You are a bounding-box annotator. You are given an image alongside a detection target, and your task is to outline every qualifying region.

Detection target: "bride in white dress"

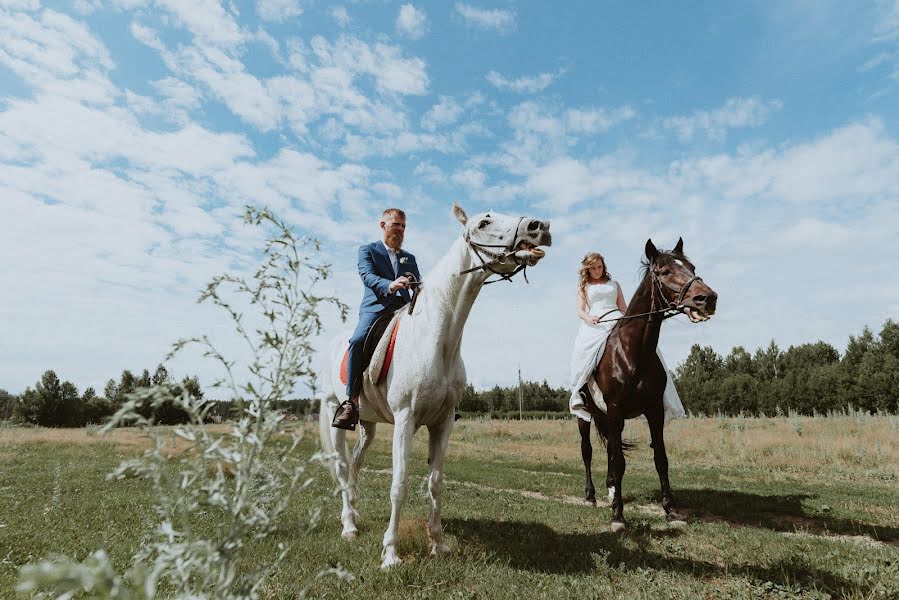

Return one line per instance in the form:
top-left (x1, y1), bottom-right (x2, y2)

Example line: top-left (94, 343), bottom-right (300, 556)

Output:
top-left (569, 252), bottom-right (685, 424)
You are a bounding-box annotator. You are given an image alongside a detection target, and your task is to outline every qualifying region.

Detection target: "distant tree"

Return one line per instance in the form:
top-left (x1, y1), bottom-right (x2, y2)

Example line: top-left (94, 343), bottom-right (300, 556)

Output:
top-left (138, 369), bottom-right (152, 389)
top-left (674, 345), bottom-right (723, 415)
top-left (14, 371), bottom-right (70, 427)
top-left (82, 386), bottom-right (113, 425)
top-left (753, 340), bottom-right (781, 381)
top-left (59, 380), bottom-right (81, 426)
top-left (855, 350), bottom-right (899, 413)
top-left (103, 378), bottom-right (117, 402)
top-left (877, 319), bottom-right (899, 361)
top-left (152, 364), bottom-right (169, 385)
top-left (843, 327), bottom-right (875, 381)
top-left (114, 370), bottom-right (137, 408)
top-left (0, 388), bottom-right (16, 421)
top-left (722, 346), bottom-right (754, 377)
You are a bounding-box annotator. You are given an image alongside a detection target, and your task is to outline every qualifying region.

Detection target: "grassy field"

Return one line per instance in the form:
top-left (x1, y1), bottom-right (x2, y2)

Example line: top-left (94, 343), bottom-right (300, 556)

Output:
top-left (1, 415), bottom-right (898, 599)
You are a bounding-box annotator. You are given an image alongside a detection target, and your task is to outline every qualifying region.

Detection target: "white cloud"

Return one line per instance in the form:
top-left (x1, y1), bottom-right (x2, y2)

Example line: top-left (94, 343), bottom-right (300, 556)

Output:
top-left (874, 0), bottom-right (899, 41)
top-left (489, 101), bottom-right (636, 175)
top-left (421, 95), bottom-right (463, 131)
top-left (659, 96), bottom-right (783, 142)
top-left (257, 0), bottom-right (302, 22)
top-left (564, 106), bottom-right (636, 133)
top-left (455, 2), bottom-right (516, 33)
top-left (157, 0), bottom-right (247, 48)
top-left (0, 0), bottom-right (40, 9)
top-left (396, 4), bottom-right (428, 40)
top-left (331, 6), bottom-right (350, 28)
top-left (485, 69), bottom-right (559, 94)
top-left (310, 36), bottom-right (429, 96)
top-left (451, 167), bottom-right (486, 190)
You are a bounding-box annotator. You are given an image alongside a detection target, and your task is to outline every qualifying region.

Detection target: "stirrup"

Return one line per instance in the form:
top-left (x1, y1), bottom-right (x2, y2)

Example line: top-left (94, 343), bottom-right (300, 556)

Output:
top-left (331, 400), bottom-right (358, 431)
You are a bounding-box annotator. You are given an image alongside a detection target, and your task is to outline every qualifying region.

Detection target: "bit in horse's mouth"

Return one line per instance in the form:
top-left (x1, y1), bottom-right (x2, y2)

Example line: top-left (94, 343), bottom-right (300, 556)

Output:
top-left (685, 307), bottom-right (711, 323)
top-left (515, 241), bottom-right (545, 262)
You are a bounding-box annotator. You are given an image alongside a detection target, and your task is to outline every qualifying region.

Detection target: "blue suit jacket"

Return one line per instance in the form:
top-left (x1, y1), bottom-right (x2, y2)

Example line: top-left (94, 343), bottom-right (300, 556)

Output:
top-left (357, 241), bottom-right (421, 314)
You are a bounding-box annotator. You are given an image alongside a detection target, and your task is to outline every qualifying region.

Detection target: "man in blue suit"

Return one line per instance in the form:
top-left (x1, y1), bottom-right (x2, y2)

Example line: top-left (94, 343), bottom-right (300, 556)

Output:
top-left (332, 208), bottom-right (421, 430)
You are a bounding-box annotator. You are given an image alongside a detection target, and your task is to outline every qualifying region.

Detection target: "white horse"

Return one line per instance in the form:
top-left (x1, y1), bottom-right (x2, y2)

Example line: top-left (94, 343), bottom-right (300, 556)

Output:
top-left (319, 203), bottom-right (551, 569)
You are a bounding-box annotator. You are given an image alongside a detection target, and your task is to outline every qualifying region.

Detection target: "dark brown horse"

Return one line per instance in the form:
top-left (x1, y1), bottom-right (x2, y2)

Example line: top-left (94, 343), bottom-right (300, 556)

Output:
top-left (578, 238), bottom-right (717, 532)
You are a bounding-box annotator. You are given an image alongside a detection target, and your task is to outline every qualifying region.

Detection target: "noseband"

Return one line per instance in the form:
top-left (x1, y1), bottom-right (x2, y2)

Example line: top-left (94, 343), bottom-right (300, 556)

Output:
top-left (648, 268), bottom-right (703, 322)
top-left (457, 217), bottom-right (535, 284)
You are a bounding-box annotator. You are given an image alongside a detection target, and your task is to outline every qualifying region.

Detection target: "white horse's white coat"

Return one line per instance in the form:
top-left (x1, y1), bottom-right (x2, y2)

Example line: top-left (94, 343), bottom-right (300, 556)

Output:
top-left (319, 204), bottom-right (550, 569)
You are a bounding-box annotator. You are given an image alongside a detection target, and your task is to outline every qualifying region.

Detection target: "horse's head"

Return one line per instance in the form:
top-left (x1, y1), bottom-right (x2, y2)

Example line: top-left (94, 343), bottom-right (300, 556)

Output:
top-left (645, 238), bottom-right (717, 323)
top-left (453, 203), bottom-right (551, 277)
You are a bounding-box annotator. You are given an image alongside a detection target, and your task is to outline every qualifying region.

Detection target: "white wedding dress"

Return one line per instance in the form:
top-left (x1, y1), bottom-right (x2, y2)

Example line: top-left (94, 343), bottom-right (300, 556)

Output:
top-left (568, 281), bottom-right (686, 425)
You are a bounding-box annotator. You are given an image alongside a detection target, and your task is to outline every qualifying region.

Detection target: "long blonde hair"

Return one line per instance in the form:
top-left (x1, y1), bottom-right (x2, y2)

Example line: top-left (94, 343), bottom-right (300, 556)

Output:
top-left (578, 252), bottom-right (611, 301)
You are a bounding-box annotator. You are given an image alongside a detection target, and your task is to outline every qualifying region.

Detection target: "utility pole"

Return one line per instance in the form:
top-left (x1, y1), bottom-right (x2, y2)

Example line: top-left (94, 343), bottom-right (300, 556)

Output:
top-left (517, 363), bottom-right (523, 420)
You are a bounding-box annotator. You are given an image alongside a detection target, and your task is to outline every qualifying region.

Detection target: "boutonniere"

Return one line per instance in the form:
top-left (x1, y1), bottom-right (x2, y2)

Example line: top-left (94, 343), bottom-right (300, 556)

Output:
top-left (398, 256), bottom-right (409, 265)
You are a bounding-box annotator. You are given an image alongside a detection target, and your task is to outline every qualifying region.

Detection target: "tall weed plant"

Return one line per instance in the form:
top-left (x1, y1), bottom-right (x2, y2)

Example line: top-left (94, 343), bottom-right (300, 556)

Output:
top-left (18, 207), bottom-right (349, 599)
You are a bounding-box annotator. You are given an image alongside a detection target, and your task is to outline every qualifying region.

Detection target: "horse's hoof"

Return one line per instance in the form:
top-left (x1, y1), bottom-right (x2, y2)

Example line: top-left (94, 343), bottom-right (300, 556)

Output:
top-left (610, 520), bottom-right (627, 533)
top-left (667, 511), bottom-right (688, 527)
top-left (431, 542), bottom-right (451, 557)
top-left (341, 528), bottom-right (358, 540)
top-left (584, 499), bottom-right (597, 507)
top-left (380, 553), bottom-right (402, 570)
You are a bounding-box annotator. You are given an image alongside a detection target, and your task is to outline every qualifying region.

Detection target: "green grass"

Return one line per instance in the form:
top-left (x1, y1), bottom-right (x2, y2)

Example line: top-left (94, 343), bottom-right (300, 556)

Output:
top-left (1, 417), bottom-right (898, 599)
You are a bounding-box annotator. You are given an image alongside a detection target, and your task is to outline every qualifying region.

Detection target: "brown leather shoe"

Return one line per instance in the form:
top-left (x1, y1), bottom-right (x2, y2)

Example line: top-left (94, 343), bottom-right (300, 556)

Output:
top-left (331, 400), bottom-right (358, 431)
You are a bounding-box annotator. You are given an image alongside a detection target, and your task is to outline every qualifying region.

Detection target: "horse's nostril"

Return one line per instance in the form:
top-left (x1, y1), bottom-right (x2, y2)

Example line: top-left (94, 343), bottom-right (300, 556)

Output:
top-left (693, 295), bottom-right (706, 304)
top-left (527, 220), bottom-right (539, 231)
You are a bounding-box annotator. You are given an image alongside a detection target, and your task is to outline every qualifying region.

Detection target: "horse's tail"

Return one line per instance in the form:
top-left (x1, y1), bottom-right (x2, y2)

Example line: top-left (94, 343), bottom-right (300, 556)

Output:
top-left (318, 337), bottom-right (345, 480)
top-left (592, 409), bottom-right (636, 453)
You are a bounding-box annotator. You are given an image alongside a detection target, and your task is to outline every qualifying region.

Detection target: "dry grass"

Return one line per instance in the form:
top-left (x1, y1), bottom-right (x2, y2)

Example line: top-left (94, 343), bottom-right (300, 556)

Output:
top-left (444, 416), bottom-right (899, 480)
top-left (0, 424), bottom-right (235, 455)
top-left (4, 416), bottom-right (898, 481)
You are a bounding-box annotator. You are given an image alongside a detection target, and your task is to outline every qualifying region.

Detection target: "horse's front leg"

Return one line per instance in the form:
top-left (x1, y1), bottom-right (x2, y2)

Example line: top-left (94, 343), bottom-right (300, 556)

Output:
top-left (647, 411), bottom-right (687, 525)
top-left (426, 411), bottom-right (455, 556)
top-left (607, 409), bottom-right (627, 532)
top-left (381, 409), bottom-right (416, 570)
top-left (577, 418), bottom-right (596, 505)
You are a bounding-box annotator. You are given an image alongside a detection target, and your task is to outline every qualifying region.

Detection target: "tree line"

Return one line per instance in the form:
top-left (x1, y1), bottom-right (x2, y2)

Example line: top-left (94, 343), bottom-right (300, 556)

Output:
top-left (2, 320), bottom-right (897, 426)
top-left (0, 365), bottom-right (204, 427)
top-left (0, 364), bottom-right (320, 427)
top-left (673, 320), bottom-right (899, 416)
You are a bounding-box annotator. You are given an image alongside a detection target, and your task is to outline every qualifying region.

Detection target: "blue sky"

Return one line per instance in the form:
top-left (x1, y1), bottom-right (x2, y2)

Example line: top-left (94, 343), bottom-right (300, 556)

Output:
top-left (2, 1), bottom-right (898, 396)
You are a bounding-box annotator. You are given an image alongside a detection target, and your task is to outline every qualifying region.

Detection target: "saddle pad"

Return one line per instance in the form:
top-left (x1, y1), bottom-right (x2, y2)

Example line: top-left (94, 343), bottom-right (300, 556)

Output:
top-left (339, 319), bottom-right (401, 385)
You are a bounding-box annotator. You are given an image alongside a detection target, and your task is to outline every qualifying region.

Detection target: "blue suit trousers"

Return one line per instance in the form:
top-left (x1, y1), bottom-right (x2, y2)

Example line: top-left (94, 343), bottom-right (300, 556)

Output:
top-left (346, 308), bottom-right (396, 398)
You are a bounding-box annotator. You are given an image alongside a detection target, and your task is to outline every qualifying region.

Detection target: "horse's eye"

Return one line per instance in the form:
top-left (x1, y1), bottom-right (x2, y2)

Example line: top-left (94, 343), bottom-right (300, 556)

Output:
top-left (478, 219), bottom-right (490, 229)
top-left (660, 269), bottom-right (671, 276)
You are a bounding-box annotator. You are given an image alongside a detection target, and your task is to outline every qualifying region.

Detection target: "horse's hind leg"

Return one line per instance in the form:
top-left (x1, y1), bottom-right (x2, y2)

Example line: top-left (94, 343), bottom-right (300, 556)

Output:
top-left (327, 425), bottom-right (358, 540)
top-left (647, 410), bottom-right (687, 525)
top-left (426, 412), bottom-right (454, 556)
top-left (577, 418), bottom-right (596, 505)
top-left (347, 420), bottom-right (377, 532)
top-left (381, 409), bottom-right (415, 570)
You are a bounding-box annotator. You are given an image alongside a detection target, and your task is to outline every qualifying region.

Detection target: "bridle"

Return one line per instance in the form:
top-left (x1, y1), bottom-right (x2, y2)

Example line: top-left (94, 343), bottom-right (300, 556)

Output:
top-left (457, 217), bottom-right (535, 285)
top-left (406, 217), bottom-right (539, 316)
top-left (593, 260), bottom-right (704, 325)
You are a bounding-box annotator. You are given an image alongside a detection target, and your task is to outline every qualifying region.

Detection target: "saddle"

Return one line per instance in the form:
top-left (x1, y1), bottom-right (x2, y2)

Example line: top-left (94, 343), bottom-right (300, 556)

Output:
top-left (339, 308), bottom-right (403, 386)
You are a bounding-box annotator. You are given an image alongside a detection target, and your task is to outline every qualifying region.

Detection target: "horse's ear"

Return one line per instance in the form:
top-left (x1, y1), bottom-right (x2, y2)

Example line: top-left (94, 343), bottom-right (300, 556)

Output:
top-left (674, 237), bottom-right (684, 255)
top-left (452, 202), bottom-right (468, 225)
top-left (645, 239), bottom-right (658, 261)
